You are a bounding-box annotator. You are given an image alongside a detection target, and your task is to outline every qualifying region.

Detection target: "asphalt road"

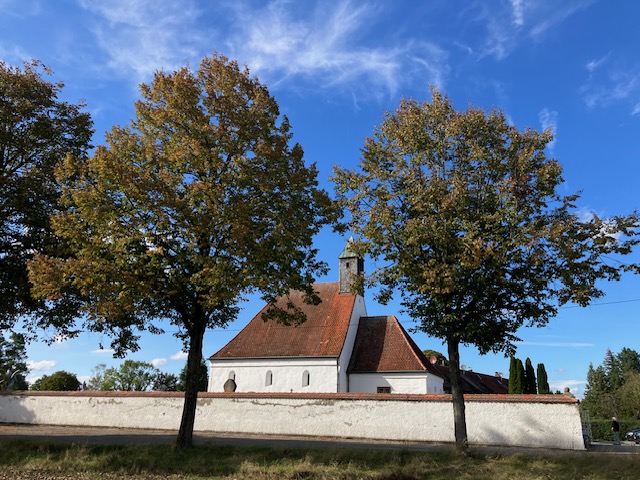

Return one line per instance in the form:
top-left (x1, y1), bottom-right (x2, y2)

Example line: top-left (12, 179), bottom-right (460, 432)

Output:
top-left (0, 423), bottom-right (638, 455)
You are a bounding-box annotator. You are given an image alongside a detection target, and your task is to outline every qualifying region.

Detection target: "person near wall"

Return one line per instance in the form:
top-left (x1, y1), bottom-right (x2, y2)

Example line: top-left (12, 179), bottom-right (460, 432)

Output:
top-left (611, 417), bottom-right (621, 445)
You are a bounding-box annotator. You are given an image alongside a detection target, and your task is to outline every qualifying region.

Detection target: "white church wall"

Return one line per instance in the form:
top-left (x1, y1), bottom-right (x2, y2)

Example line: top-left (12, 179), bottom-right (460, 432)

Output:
top-left (208, 357), bottom-right (338, 393)
top-left (336, 295), bottom-right (367, 392)
top-left (349, 372), bottom-right (444, 394)
top-left (0, 392), bottom-right (585, 450)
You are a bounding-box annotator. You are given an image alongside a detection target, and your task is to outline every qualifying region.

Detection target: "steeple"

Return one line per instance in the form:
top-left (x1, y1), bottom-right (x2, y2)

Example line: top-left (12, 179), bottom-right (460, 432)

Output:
top-left (338, 236), bottom-right (364, 294)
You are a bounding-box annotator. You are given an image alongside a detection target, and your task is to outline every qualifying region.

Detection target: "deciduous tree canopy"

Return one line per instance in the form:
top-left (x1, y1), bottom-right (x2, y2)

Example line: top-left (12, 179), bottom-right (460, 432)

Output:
top-left (0, 61), bottom-right (92, 333)
top-left (29, 53), bottom-right (335, 448)
top-left (333, 87), bottom-right (639, 453)
top-left (31, 370), bottom-right (79, 391)
top-left (101, 360), bottom-right (158, 392)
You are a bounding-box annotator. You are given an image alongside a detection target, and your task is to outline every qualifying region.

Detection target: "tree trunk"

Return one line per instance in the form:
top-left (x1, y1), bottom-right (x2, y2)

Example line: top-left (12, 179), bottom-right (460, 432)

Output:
top-left (175, 320), bottom-right (205, 449)
top-left (447, 337), bottom-right (469, 455)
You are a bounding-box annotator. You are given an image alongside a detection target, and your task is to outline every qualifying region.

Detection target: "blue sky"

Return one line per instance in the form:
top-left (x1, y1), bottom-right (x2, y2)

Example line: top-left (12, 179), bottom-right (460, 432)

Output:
top-left (2, 0), bottom-right (639, 397)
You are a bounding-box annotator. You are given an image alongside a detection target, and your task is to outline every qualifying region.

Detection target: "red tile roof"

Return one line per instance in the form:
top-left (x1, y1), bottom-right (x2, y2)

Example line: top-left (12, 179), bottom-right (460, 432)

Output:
top-left (347, 316), bottom-right (441, 375)
top-left (211, 282), bottom-right (356, 359)
top-left (429, 365), bottom-right (509, 394)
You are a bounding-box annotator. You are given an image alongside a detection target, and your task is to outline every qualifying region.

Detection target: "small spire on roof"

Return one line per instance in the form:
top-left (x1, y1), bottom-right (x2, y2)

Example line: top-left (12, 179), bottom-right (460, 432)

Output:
top-left (339, 236), bottom-right (364, 294)
top-left (338, 236), bottom-right (357, 259)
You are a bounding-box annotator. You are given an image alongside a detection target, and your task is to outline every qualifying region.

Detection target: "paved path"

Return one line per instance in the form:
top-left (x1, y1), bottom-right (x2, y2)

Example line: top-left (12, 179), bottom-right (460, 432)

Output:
top-left (1, 423), bottom-right (638, 455)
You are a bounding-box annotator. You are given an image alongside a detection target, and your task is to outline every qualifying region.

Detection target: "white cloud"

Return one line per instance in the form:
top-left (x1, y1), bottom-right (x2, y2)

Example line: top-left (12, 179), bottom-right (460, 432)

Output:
top-left (581, 65), bottom-right (640, 110)
top-left (91, 348), bottom-right (115, 354)
top-left (517, 341), bottom-right (594, 347)
top-left (473, 1), bottom-right (594, 61)
top-left (27, 360), bottom-right (56, 372)
top-left (225, 0), bottom-right (449, 96)
top-left (75, 0), bottom-right (449, 99)
top-left (586, 53), bottom-right (610, 73)
top-left (633, 103), bottom-right (640, 115)
top-left (78, 0), bottom-right (203, 83)
top-left (538, 108), bottom-right (557, 152)
top-left (170, 350), bottom-right (189, 361)
top-left (0, 44), bottom-right (33, 64)
top-left (528, 1), bottom-right (594, 39)
top-left (151, 357), bottom-right (167, 367)
top-left (549, 379), bottom-right (585, 398)
top-left (509, 0), bottom-right (524, 26)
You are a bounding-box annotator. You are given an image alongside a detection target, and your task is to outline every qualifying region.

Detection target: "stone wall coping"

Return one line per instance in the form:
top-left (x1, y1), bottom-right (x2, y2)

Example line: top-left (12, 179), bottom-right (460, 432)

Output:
top-left (0, 391), bottom-right (578, 404)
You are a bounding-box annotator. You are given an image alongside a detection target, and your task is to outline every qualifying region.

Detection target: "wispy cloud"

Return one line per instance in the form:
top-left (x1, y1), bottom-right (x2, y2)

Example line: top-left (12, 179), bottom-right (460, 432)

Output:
top-left (77, 0), bottom-right (203, 83)
top-left (91, 348), bottom-right (115, 354)
top-left (472, 1), bottom-right (594, 60)
top-left (586, 52), bottom-right (610, 73)
top-left (0, 44), bottom-right (32, 64)
top-left (151, 357), bottom-right (167, 367)
top-left (581, 61), bottom-right (640, 113)
top-left (509, 0), bottom-right (525, 26)
top-left (518, 341), bottom-right (594, 347)
top-left (538, 108), bottom-right (558, 152)
top-left (75, 0), bottom-right (449, 99)
top-left (170, 350), bottom-right (188, 361)
top-left (0, 0), bottom-right (42, 17)
top-left (528, 1), bottom-right (595, 39)
top-left (225, 0), bottom-right (449, 97)
top-left (27, 360), bottom-right (56, 372)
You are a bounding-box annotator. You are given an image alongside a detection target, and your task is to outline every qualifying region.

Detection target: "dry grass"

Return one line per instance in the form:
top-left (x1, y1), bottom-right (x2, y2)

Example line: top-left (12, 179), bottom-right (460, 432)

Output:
top-left (0, 439), bottom-right (639, 479)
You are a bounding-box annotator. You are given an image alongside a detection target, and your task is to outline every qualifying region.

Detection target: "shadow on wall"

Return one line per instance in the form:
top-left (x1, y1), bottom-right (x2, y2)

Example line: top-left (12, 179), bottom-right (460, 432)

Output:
top-left (0, 392), bottom-right (36, 424)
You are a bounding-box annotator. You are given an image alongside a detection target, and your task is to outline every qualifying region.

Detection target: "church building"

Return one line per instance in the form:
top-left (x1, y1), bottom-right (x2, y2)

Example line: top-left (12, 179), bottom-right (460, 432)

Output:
top-left (208, 239), bottom-right (446, 395)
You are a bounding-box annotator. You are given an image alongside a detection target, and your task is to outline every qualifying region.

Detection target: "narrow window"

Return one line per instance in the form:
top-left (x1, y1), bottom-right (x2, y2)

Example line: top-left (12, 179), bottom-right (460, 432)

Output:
top-left (302, 370), bottom-right (310, 387)
top-left (266, 370), bottom-right (273, 386)
top-left (228, 371), bottom-right (235, 381)
top-left (377, 386), bottom-right (391, 394)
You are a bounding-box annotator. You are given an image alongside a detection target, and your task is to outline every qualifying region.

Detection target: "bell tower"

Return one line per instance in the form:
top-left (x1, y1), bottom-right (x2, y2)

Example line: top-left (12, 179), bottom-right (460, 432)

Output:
top-left (338, 236), bottom-right (364, 294)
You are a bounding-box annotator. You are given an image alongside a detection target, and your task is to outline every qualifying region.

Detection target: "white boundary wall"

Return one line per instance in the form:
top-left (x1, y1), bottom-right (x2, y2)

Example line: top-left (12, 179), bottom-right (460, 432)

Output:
top-left (0, 392), bottom-right (585, 450)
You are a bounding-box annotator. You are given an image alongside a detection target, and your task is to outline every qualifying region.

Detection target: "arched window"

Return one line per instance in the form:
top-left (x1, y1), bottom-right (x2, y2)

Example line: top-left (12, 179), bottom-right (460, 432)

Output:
top-left (265, 370), bottom-right (273, 386)
top-left (302, 370), bottom-right (310, 387)
top-left (228, 371), bottom-right (235, 381)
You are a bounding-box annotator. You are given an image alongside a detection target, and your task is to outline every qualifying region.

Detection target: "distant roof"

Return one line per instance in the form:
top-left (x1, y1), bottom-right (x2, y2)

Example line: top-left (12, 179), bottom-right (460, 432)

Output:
top-left (430, 365), bottom-right (509, 395)
top-left (210, 282), bottom-right (356, 359)
top-left (348, 316), bottom-right (442, 376)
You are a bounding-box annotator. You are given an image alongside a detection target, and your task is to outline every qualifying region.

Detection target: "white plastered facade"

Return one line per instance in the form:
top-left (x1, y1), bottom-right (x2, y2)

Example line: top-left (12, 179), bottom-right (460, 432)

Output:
top-left (348, 372), bottom-right (444, 394)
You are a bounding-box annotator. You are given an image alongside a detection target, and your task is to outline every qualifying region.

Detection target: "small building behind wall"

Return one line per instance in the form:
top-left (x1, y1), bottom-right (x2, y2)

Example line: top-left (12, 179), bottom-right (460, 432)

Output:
top-left (348, 315), bottom-right (445, 394)
top-left (208, 239), bottom-right (445, 395)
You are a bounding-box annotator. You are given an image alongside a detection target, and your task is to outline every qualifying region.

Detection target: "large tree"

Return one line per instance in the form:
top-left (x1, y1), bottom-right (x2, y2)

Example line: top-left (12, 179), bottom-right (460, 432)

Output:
top-left (0, 61), bottom-right (92, 333)
top-left (101, 360), bottom-right (158, 392)
top-left (31, 370), bottom-right (80, 391)
top-left (29, 54), bottom-right (335, 448)
top-left (582, 347), bottom-right (640, 419)
top-left (333, 87), bottom-right (639, 453)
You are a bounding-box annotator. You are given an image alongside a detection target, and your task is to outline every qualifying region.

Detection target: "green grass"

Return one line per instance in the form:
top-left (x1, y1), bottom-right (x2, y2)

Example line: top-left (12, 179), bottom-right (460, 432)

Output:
top-left (0, 440), bottom-right (639, 479)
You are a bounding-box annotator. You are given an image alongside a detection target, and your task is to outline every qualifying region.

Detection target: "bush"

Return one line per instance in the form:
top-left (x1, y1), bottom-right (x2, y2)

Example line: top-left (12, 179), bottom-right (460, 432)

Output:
top-left (589, 417), bottom-right (639, 441)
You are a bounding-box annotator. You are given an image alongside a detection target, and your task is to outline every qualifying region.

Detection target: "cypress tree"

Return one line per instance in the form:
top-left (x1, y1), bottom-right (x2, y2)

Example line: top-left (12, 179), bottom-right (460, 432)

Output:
top-left (537, 363), bottom-right (550, 394)
top-left (515, 358), bottom-right (525, 394)
top-left (508, 356), bottom-right (517, 393)
top-left (509, 357), bottom-right (525, 394)
top-left (524, 357), bottom-right (537, 394)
